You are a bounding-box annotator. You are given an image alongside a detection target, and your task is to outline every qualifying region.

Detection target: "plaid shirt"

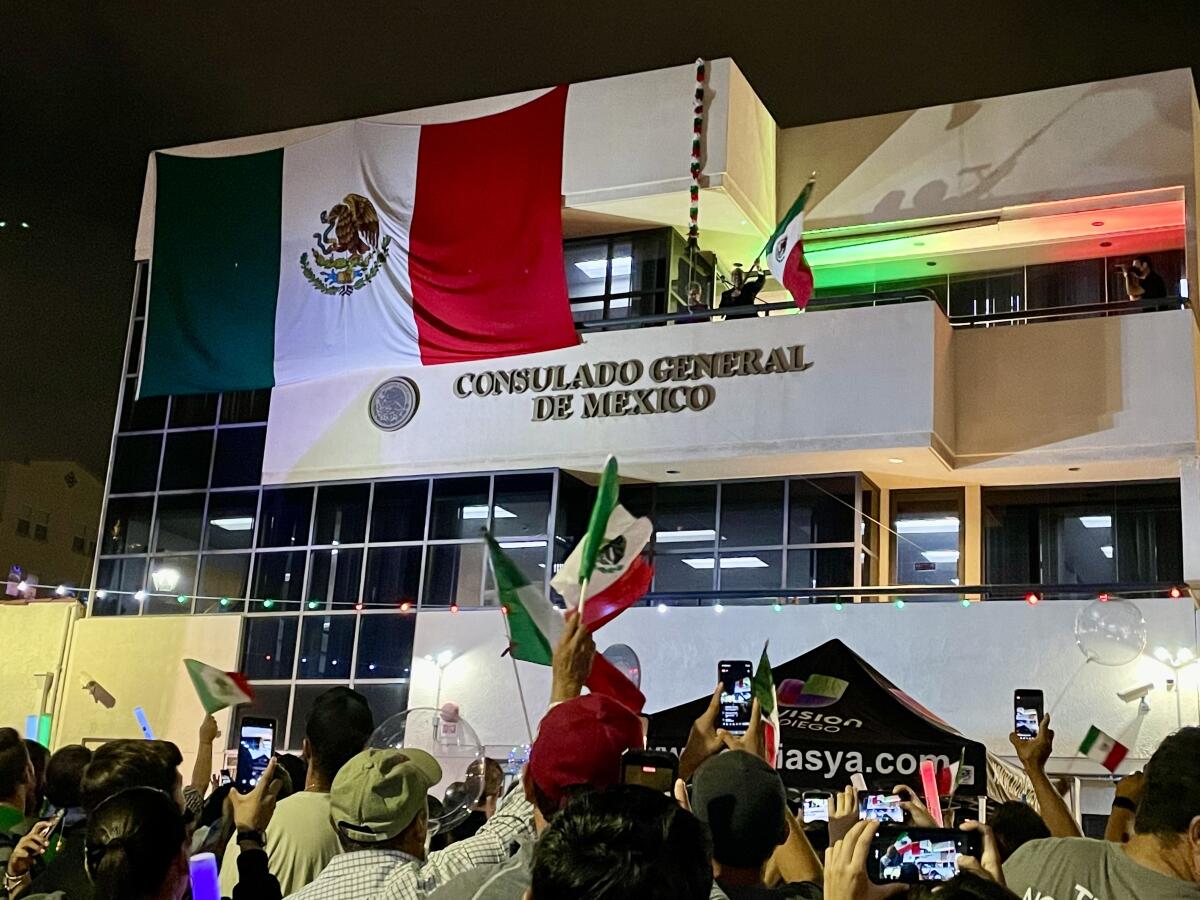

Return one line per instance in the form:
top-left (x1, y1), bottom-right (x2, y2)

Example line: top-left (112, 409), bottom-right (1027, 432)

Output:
top-left (290, 793), bottom-right (534, 900)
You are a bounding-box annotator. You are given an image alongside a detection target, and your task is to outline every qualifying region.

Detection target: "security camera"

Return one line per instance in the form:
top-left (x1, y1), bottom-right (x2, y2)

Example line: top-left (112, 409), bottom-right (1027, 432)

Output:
top-left (80, 672), bottom-right (116, 709)
top-left (1117, 683), bottom-right (1154, 704)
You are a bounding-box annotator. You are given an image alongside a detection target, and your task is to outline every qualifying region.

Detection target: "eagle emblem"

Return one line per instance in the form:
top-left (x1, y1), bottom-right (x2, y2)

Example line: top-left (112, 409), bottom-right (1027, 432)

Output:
top-left (595, 535), bottom-right (627, 575)
top-left (299, 193), bottom-right (392, 296)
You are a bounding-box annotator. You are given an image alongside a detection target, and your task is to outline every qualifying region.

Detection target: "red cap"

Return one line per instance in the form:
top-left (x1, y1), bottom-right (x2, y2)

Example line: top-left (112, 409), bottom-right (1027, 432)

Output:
top-left (528, 694), bottom-right (644, 809)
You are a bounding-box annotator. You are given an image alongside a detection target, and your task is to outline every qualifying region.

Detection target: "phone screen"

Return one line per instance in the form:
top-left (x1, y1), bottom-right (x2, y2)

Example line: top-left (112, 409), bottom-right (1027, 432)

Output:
top-left (718, 660), bottom-right (754, 734)
top-left (859, 792), bottom-right (904, 823)
top-left (1014, 690), bottom-right (1044, 741)
top-left (235, 718), bottom-right (275, 792)
top-left (801, 792), bottom-right (831, 822)
top-left (867, 827), bottom-right (981, 884)
top-left (619, 750), bottom-right (679, 794)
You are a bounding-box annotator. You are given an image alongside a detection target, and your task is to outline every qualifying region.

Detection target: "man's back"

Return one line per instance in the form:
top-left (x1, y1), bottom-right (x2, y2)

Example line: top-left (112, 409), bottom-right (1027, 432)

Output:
top-left (1004, 836), bottom-right (1200, 899)
top-left (219, 791), bottom-right (341, 896)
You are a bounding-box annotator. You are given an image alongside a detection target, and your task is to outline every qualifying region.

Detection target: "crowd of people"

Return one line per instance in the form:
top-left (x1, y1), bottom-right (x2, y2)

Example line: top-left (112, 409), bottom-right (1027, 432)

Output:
top-left (1, 615), bottom-right (1196, 899)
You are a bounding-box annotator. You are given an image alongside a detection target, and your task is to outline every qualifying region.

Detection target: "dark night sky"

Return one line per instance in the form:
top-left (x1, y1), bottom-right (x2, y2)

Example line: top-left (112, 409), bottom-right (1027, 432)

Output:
top-left (2, 1), bottom-right (1199, 479)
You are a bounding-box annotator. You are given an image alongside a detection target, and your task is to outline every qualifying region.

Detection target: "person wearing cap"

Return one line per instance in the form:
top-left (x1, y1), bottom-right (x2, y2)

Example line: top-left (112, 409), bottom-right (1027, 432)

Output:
top-left (426, 613), bottom-right (643, 900)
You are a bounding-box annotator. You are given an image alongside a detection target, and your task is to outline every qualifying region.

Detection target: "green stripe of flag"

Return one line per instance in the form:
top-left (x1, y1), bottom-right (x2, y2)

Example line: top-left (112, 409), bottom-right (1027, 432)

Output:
top-left (142, 150), bottom-right (283, 397)
top-left (1079, 725), bottom-right (1102, 753)
top-left (487, 534), bottom-right (555, 665)
top-left (578, 456), bottom-right (619, 584)
top-left (752, 642), bottom-right (775, 717)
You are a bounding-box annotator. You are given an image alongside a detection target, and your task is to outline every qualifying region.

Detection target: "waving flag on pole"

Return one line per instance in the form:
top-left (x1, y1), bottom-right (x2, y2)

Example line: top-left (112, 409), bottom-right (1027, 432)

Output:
top-left (487, 534), bottom-right (645, 712)
top-left (184, 659), bottom-right (254, 714)
top-left (751, 642), bottom-right (781, 766)
top-left (767, 175), bottom-right (816, 309)
top-left (551, 456), bottom-right (654, 628)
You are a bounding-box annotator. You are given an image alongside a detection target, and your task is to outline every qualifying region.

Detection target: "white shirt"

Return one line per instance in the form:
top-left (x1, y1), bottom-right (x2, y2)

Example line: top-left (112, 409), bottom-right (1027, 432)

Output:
top-left (219, 790), bottom-right (342, 897)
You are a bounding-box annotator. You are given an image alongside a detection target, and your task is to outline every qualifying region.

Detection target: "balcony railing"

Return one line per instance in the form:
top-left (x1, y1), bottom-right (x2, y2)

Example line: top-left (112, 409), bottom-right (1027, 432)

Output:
top-left (576, 291), bottom-right (1189, 332)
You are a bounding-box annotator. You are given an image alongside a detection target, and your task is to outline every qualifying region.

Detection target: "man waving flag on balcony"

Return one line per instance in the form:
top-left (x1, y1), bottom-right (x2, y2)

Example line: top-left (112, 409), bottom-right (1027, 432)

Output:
top-left (766, 174), bottom-right (816, 309)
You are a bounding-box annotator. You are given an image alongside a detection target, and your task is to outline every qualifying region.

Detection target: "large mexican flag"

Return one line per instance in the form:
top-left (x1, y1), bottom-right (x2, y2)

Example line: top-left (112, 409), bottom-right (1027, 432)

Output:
top-left (767, 176), bottom-right (815, 309)
top-left (141, 87), bottom-right (577, 397)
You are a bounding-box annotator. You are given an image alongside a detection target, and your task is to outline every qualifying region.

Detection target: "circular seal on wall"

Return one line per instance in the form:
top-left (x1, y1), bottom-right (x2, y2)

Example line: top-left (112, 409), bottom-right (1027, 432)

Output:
top-left (369, 377), bottom-right (420, 431)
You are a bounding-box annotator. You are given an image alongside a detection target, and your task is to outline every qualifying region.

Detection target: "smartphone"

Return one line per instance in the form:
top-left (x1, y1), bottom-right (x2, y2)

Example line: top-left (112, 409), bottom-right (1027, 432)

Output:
top-left (718, 660), bottom-right (754, 734)
top-left (235, 716), bottom-right (275, 793)
top-left (218, 768), bottom-right (233, 787)
top-left (801, 789), bottom-right (832, 823)
top-left (619, 749), bottom-right (679, 794)
top-left (1014, 689), bottom-right (1044, 741)
top-left (38, 809), bottom-right (66, 863)
top-left (867, 826), bottom-right (983, 884)
top-left (859, 791), bottom-right (904, 823)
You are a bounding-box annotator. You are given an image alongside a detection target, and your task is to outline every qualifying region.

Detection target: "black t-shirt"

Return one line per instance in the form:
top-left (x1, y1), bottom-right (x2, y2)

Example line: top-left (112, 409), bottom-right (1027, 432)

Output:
top-left (721, 273), bottom-right (766, 309)
top-left (717, 880), bottom-right (823, 900)
top-left (1139, 270), bottom-right (1167, 299)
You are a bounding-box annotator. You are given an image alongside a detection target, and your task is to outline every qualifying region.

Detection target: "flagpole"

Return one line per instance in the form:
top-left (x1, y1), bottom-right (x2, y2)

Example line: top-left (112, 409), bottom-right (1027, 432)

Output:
top-left (500, 609), bottom-right (535, 744)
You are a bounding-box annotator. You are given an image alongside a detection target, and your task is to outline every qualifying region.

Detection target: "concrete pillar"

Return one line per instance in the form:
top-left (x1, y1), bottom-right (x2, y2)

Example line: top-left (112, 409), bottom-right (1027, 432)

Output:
top-left (1180, 457), bottom-right (1200, 586)
top-left (963, 485), bottom-right (983, 586)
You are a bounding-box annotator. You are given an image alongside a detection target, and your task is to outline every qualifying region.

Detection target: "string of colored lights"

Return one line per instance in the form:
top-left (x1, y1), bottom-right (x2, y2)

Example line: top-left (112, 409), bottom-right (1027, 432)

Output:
top-left (687, 57), bottom-right (705, 246)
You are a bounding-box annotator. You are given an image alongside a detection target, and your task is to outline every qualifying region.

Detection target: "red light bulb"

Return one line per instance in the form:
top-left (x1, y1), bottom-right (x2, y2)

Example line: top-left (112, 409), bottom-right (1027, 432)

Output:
top-left (1024, 592), bottom-right (1040, 605)
top-left (1170, 586), bottom-right (1183, 600)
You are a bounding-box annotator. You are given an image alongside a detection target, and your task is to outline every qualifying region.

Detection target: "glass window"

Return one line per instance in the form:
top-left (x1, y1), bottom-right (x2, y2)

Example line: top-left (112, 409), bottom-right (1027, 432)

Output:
top-left (484, 540), bottom-right (548, 605)
top-left (110, 434), bottom-right (162, 494)
top-left (230, 685), bottom-right (291, 751)
top-left (564, 241), bottom-right (609, 298)
top-left (717, 549), bottom-right (782, 590)
top-left (369, 480), bottom-right (428, 543)
top-left (250, 550), bottom-right (306, 612)
top-left (491, 474), bottom-right (551, 538)
top-left (653, 552), bottom-right (716, 593)
top-left (891, 490), bottom-right (963, 585)
top-left (789, 478), bottom-right (855, 544)
top-left (168, 394), bottom-right (218, 428)
top-left (258, 488), bottom-right (313, 547)
top-left (363, 546), bottom-right (423, 609)
top-left (197, 554), bottom-right (251, 613)
top-left (119, 378), bottom-right (167, 431)
top-left (720, 481), bottom-right (784, 547)
top-left (211, 427), bottom-right (266, 488)
top-left (654, 484), bottom-right (717, 549)
top-left (1027, 258), bottom-right (1105, 309)
top-left (154, 493), bottom-right (205, 552)
top-left (307, 548), bottom-right (363, 610)
top-left (205, 492), bottom-right (258, 550)
top-left (314, 484), bottom-right (369, 545)
top-left (126, 320), bottom-right (143, 375)
top-left (948, 268), bottom-right (1023, 319)
top-left (353, 683), bottom-right (409, 724)
top-left (94, 558), bottom-right (147, 615)
top-left (146, 555), bottom-right (197, 609)
top-left (103, 496), bottom-right (154, 554)
top-left (220, 389), bottom-right (271, 424)
top-left (430, 478), bottom-right (490, 539)
top-left (297, 616), bottom-right (355, 679)
top-left (423, 543), bottom-right (484, 607)
top-left (240, 617), bottom-right (298, 680)
top-left (355, 616), bottom-right (415, 680)
top-left (290, 685), bottom-right (348, 752)
top-left (1045, 509), bottom-right (1116, 584)
top-left (786, 548), bottom-right (855, 589)
top-left (159, 431), bottom-right (213, 491)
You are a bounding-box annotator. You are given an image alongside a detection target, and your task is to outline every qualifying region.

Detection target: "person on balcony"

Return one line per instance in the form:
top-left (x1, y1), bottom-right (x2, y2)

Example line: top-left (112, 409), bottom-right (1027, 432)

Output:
top-left (720, 264), bottom-right (766, 314)
top-left (1119, 256), bottom-right (1166, 301)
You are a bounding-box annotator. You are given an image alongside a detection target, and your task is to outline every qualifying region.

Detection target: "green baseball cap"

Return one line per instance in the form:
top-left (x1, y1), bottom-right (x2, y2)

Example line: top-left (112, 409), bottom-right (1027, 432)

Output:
top-left (330, 748), bottom-right (443, 843)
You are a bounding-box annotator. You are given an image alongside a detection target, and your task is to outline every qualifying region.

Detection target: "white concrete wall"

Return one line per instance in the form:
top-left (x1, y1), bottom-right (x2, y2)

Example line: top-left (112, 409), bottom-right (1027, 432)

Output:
top-left (413, 599), bottom-right (1198, 775)
top-left (0, 602), bottom-right (77, 736)
top-left (781, 69), bottom-right (1198, 231)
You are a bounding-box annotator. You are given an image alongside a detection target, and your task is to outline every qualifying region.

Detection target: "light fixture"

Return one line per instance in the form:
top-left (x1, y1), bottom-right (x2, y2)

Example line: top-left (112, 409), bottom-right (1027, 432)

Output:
top-left (151, 566), bottom-right (181, 592)
top-left (655, 529), bottom-right (716, 544)
top-left (449, 603), bottom-right (460, 613)
top-left (574, 256), bottom-right (632, 280)
top-left (96, 590), bottom-right (107, 599)
top-left (219, 597), bottom-right (230, 607)
top-left (1180, 277), bottom-right (1189, 299)
top-left (713, 602), bottom-right (724, 613)
top-left (209, 516), bottom-right (253, 531)
top-left (833, 602), bottom-right (844, 611)
top-left (1169, 586), bottom-right (1184, 600)
top-left (887, 457), bottom-right (904, 464)
top-left (1025, 592), bottom-right (1041, 605)
top-left (772, 603), bottom-right (783, 612)
top-left (399, 601), bottom-right (412, 613)
top-left (656, 602), bottom-right (668, 613)
top-left (134, 589), bottom-right (147, 602)
top-left (960, 599), bottom-right (972, 608)
top-left (666, 469), bottom-right (681, 475)
top-left (462, 505), bottom-right (515, 520)
top-left (1100, 545), bottom-right (1114, 559)
top-left (682, 556), bottom-right (768, 569)
top-left (368, 663), bottom-right (376, 671)
top-left (19, 222), bottom-right (28, 229)
top-left (1152, 645), bottom-right (1198, 668)
top-left (262, 598), bottom-right (276, 609)
top-left (307, 599), bottom-right (321, 610)
top-left (894, 599), bottom-right (905, 609)
top-left (176, 595), bottom-right (188, 605)
top-left (1078, 515), bottom-right (1112, 529)
top-left (55, 584), bottom-right (68, 596)
top-left (896, 517), bottom-right (959, 533)
top-left (921, 550), bottom-right (960, 564)
top-left (498, 539), bottom-right (547, 549)
top-left (925, 260), bottom-right (937, 267)
top-left (1091, 220), bottom-right (1104, 227)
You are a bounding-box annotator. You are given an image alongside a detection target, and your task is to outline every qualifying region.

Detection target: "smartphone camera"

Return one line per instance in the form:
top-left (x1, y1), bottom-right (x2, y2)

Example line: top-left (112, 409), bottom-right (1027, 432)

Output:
top-left (801, 790), bottom-right (832, 823)
top-left (867, 826), bottom-right (982, 884)
top-left (718, 660), bottom-right (753, 735)
top-left (858, 791), bottom-right (904, 823)
top-left (1014, 689), bottom-right (1044, 742)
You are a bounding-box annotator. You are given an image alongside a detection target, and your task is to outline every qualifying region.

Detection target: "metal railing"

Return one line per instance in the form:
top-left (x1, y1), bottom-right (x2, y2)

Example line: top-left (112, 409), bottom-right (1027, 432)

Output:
top-left (575, 291), bottom-right (1189, 332)
top-left (640, 581), bottom-right (1189, 608)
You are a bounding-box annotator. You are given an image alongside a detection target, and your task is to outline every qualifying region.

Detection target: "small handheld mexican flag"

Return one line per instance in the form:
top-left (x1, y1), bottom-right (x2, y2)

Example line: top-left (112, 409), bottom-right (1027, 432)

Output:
top-left (551, 456), bottom-right (653, 627)
top-left (751, 642), bottom-right (781, 766)
top-left (766, 175), bottom-right (816, 309)
top-left (1079, 725), bottom-right (1128, 772)
top-left (184, 659), bottom-right (254, 715)
top-left (487, 534), bottom-right (645, 713)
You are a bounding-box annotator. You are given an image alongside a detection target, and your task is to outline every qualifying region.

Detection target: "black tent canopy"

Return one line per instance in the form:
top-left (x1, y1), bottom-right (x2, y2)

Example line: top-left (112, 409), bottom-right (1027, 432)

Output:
top-left (647, 638), bottom-right (987, 797)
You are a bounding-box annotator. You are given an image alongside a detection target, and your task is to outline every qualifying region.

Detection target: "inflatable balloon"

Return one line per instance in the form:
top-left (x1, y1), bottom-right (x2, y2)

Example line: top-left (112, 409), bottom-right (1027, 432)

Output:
top-left (369, 706), bottom-right (484, 836)
top-left (601, 644), bottom-right (641, 689)
top-left (1074, 599), bottom-right (1147, 667)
